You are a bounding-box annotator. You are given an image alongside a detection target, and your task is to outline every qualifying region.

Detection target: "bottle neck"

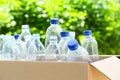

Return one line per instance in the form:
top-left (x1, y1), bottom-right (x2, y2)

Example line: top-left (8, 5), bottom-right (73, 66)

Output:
top-left (33, 38), bottom-right (40, 42)
top-left (84, 35), bottom-right (92, 39)
top-left (51, 24), bottom-right (58, 27)
top-left (22, 29), bottom-right (30, 32)
top-left (61, 36), bottom-right (69, 40)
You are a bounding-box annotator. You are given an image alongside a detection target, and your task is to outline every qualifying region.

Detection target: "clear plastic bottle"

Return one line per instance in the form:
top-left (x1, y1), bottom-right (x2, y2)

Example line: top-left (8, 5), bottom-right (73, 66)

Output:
top-left (24, 35), bottom-right (32, 50)
top-left (81, 30), bottom-right (99, 61)
top-left (45, 18), bottom-right (62, 48)
top-left (2, 35), bottom-right (20, 60)
top-left (27, 37), bottom-right (37, 61)
top-left (19, 25), bottom-right (31, 42)
top-left (67, 39), bottom-right (90, 62)
top-left (24, 35), bottom-right (33, 60)
top-left (45, 36), bottom-right (59, 61)
top-left (81, 30), bottom-right (99, 55)
top-left (29, 34), bottom-right (45, 61)
top-left (0, 35), bottom-right (4, 54)
top-left (14, 34), bottom-right (27, 60)
top-left (58, 31), bottom-right (70, 54)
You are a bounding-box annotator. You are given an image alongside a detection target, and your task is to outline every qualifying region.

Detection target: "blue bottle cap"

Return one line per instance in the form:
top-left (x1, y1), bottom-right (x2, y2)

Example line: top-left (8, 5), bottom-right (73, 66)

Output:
top-left (60, 31), bottom-right (69, 37)
top-left (67, 39), bottom-right (78, 51)
top-left (83, 30), bottom-right (92, 36)
top-left (50, 18), bottom-right (58, 24)
top-left (14, 34), bottom-right (19, 40)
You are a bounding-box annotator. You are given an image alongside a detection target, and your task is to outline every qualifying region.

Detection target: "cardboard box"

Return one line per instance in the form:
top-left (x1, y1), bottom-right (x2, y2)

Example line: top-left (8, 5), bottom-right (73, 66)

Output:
top-left (0, 56), bottom-right (119, 80)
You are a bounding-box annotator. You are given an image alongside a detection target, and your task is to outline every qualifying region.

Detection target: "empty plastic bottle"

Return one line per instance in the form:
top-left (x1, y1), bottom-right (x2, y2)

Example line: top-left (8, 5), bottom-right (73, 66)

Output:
top-left (24, 35), bottom-right (32, 50)
top-left (14, 34), bottom-right (27, 60)
top-left (29, 34), bottom-right (45, 61)
top-left (2, 35), bottom-right (20, 60)
top-left (0, 35), bottom-right (4, 59)
top-left (24, 35), bottom-right (35, 61)
top-left (45, 18), bottom-right (62, 48)
top-left (81, 30), bottom-right (99, 55)
top-left (0, 35), bottom-right (4, 54)
top-left (58, 31), bottom-right (70, 54)
top-left (19, 25), bottom-right (31, 42)
top-left (24, 35), bottom-right (32, 60)
top-left (45, 36), bottom-right (59, 61)
top-left (81, 30), bottom-right (99, 61)
top-left (67, 39), bottom-right (90, 62)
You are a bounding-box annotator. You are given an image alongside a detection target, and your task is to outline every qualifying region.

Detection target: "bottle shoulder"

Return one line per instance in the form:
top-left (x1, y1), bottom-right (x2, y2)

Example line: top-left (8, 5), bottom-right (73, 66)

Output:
top-left (21, 30), bottom-right (31, 35)
top-left (46, 25), bottom-right (62, 33)
top-left (16, 39), bottom-right (26, 45)
top-left (82, 37), bottom-right (97, 44)
top-left (45, 44), bottom-right (58, 52)
top-left (58, 38), bottom-right (69, 47)
top-left (37, 42), bottom-right (45, 49)
top-left (68, 46), bottom-right (88, 55)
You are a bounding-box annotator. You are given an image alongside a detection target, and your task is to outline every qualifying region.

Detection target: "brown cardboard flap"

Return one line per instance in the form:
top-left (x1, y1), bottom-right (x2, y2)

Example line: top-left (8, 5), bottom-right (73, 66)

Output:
top-left (91, 56), bottom-right (120, 80)
top-left (0, 61), bottom-right (89, 80)
top-left (89, 65), bottom-right (109, 80)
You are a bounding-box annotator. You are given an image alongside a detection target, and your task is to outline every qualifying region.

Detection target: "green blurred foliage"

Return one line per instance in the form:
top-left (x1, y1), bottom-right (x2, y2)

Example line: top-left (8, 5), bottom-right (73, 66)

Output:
top-left (0, 0), bottom-right (120, 55)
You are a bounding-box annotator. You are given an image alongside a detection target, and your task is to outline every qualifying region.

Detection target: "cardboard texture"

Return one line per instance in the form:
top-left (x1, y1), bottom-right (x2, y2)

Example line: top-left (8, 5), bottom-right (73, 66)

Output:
top-left (89, 65), bottom-right (109, 80)
top-left (0, 56), bottom-right (119, 80)
top-left (0, 61), bottom-right (89, 80)
top-left (91, 56), bottom-right (120, 80)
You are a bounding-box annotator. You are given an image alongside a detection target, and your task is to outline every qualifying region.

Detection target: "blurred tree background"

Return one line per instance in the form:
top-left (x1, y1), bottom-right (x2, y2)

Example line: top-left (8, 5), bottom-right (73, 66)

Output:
top-left (0, 0), bottom-right (120, 55)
